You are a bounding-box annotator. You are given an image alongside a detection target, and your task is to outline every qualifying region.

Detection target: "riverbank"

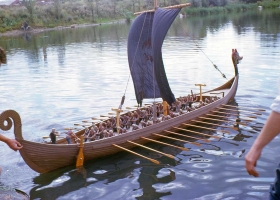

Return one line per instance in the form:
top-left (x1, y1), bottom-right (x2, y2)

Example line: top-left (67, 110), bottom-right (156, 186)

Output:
top-left (0, 20), bottom-right (126, 38)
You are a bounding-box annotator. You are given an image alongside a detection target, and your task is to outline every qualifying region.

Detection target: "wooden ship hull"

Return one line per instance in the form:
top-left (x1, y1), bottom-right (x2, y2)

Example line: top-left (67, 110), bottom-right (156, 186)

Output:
top-left (0, 75), bottom-right (238, 173)
top-left (0, 2), bottom-right (246, 174)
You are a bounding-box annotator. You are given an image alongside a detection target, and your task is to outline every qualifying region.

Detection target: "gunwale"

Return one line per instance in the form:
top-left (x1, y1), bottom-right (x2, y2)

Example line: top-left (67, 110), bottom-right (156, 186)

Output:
top-left (15, 75), bottom-right (238, 173)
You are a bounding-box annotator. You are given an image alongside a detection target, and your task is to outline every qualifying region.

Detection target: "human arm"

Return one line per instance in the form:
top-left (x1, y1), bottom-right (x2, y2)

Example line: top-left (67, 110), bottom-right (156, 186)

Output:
top-left (0, 134), bottom-right (23, 151)
top-left (245, 111), bottom-right (280, 177)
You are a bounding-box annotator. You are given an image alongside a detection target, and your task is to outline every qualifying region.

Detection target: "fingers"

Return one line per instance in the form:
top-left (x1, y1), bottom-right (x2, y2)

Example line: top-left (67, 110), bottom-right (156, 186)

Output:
top-left (246, 164), bottom-right (259, 177)
top-left (245, 159), bottom-right (259, 177)
top-left (248, 169), bottom-right (259, 177)
top-left (15, 141), bottom-right (23, 150)
top-left (7, 139), bottom-right (23, 151)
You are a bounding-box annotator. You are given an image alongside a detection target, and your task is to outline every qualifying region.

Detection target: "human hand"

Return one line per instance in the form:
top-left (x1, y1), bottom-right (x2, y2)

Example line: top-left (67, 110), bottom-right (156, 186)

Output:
top-left (6, 138), bottom-right (23, 151)
top-left (245, 147), bottom-right (262, 177)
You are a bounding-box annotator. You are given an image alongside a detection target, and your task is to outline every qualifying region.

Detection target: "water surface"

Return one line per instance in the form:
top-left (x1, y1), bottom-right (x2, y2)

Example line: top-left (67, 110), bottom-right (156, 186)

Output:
top-left (0, 8), bottom-right (280, 200)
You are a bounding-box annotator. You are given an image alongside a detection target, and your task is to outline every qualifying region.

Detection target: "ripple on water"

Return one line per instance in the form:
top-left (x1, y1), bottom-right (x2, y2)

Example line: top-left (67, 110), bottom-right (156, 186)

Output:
top-left (192, 163), bottom-right (212, 169)
top-left (93, 170), bottom-right (107, 175)
top-left (226, 177), bottom-right (274, 183)
top-left (193, 189), bottom-right (242, 200)
top-left (156, 168), bottom-right (175, 179)
top-left (36, 175), bottom-right (71, 191)
top-left (153, 181), bottom-right (186, 192)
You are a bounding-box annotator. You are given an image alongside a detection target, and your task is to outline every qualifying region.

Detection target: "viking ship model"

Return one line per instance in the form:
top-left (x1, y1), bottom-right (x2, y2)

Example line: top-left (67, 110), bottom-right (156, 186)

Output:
top-left (0, 1), bottom-right (256, 174)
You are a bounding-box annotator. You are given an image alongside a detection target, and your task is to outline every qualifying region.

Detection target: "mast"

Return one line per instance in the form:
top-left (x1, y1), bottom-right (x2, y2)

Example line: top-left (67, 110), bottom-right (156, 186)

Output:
top-left (153, 0), bottom-right (158, 122)
top-left (134, 3), bottom-right (191, 15)
top-left (154, 0), bottom-right (157, 9)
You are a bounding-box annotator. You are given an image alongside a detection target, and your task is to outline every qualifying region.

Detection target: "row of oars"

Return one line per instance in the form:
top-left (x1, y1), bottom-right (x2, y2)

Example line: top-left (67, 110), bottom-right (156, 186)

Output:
top-left (65, 103), bottom-right (265, 165)
top-left (107, 104), bottom-right (266, 164)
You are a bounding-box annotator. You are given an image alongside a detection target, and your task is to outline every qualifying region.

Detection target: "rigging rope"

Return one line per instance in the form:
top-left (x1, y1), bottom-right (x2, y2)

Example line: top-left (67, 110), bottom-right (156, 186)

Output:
top-left (176, 22), bottom-right (227, 79)
top-left (121, 12), bottom-right (150, 108)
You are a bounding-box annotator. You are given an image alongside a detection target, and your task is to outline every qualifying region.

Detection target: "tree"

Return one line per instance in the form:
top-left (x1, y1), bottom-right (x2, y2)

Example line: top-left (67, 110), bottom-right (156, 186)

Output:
top-left (53, 0), bottom-right (62, 19)
top-left (22, 0), bottom-right (36, 22)
top-left (239, 0), bottom-right (258, 3)
top-left (95, 0), bottom-right (99, 16)
top-left (85, 0), bottom-right (95, 22)
top-left (113, 0), bottom-right (117, 17)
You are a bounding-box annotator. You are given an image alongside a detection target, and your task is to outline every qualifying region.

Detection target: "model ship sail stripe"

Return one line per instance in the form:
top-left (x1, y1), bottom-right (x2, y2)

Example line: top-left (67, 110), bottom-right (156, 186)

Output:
top-left (152, 7), bottom-right (181, 105)
top-left (127, 11), bottom-right (161, 105)
top-left (127, 7), bottom-right (181, 105)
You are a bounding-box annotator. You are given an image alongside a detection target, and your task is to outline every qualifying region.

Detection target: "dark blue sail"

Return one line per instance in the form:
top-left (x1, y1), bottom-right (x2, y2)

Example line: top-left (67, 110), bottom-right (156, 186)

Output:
top-left (127, 12), bottom-right (161, 106)
top-left (152, 8), bottom-right (181, 105)
top-left (127, 7), bottom-right (181, 106)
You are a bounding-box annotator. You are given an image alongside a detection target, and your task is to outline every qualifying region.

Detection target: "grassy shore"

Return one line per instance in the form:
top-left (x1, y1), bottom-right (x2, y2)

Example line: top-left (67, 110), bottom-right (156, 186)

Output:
top-left (0, 0), bottom-right (279, 35)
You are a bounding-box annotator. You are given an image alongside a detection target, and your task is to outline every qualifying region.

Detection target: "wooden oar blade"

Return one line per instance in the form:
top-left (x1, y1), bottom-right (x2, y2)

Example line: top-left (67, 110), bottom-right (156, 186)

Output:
top-left (112, 144), bottom-right (160, 164)
top-left (76, 136), bottom-right (84, 168)
top-left (153, 133), bottom-right (201, 146)
top-left (191, 142), bottom-right (201, 146)
top-left (100, 115), bottom-right (110, 118)
top-left (164, 130), bottom-right (210, 143)
top-left (211, 110), bottom-right (258, 119)
top-left (74, 123), bottom-right (88, 126)
top-left (219, 130), bottom-right (230, 134)
top-left (140, 136), bottom-right (190, 152)
top-left (42, 136), bottom-right (64, 139)
top-left (173, 126), bottom-right (221, 139)
top-left (205, 113), bottom-right (253, 122)
top-left (191, 119), bottom-right (238, 131)
top-left (222, 104), bottom-right (266, 112)
top-left (64, 127), bottom-right (79, 130)
top-left (127, 140), bottom-right (175, 159)
top-left (92, 117), bottom-right (106, 121)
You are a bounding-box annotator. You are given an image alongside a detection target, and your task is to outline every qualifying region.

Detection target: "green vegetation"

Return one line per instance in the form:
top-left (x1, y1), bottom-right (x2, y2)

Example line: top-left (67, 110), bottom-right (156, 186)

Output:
top-left (0, 0), bottom-right (279, 33)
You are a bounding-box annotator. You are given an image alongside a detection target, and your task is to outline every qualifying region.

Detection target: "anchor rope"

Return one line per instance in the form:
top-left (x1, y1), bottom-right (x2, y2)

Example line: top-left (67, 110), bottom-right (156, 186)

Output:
top-left (176, 22), bottom-right (227, 79)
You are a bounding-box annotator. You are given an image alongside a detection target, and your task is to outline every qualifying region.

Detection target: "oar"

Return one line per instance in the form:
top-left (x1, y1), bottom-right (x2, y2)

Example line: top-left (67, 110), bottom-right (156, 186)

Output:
top-left (92, 117), bottom-right (107, 121)
top-left (127, 140), bottom-right (175, 159)
top-left (222, 104), bottom-right (266, 112)
top-left (191, 120), bottom-right (238, 131)
top-left (42, 136), bottom-right (64, 139)
top-left (152, 133), bottom-right (201, 146)
top-left (140, 136), bottom-right (190, 151)
top-left (126, 106), bottom-right (138, 110)
top-left (164, 130), bottom-right (210, 142)
top-left (218, 107), bottom-right (262, 115)
top-left (82, 120), bottom-right (97, 123)
top-left (82, 120), bottom-right (101, 123)
top-left (198, 116), bottom-right (247, 126)
top-left (100, 115), bottom-right (111, 118)
top-left (172, 127), bottom-right (221, 139)
top-left (205, 113), bottom-right (253, 122)
top-left (182, 123), bottom-right (230, 134)
top-left (74, 123), bottom-right (90, 126)
top-left (64, 127), bottom-right (80, 130)
top-left (112, 144), bottom-right (160, 164)
top-left (76, 135), bottom-right (84, 168)
top-left (211, 110), bottom-right (257, 119)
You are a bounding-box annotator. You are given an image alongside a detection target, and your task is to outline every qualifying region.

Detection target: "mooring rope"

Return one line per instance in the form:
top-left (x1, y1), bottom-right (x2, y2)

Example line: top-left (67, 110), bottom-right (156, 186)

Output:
top-left (176, 22), bottom-right (227, 79)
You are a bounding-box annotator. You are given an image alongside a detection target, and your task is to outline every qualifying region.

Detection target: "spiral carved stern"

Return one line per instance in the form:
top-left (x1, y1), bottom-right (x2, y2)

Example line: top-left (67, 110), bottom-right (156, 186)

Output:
top-left (0, 110), bottom-right (78, 173)
top-left (0, 110), bottom-right (23, 140)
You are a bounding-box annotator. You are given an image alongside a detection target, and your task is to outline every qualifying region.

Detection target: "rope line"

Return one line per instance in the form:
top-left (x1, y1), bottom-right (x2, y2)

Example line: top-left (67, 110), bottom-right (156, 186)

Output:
top-left (176, 22), bottom-right (227, 79)
top-left (122, 12), bottom-right (151, 108)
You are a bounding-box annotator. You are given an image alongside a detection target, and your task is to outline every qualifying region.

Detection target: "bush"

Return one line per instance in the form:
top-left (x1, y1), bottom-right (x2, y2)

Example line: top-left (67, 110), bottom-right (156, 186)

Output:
top-left (0, 0), bottom-right (279, 33)
top-left (191, 0), bottom-right (202, 7)
top-left (201, 0), bottom-right (210, 7)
